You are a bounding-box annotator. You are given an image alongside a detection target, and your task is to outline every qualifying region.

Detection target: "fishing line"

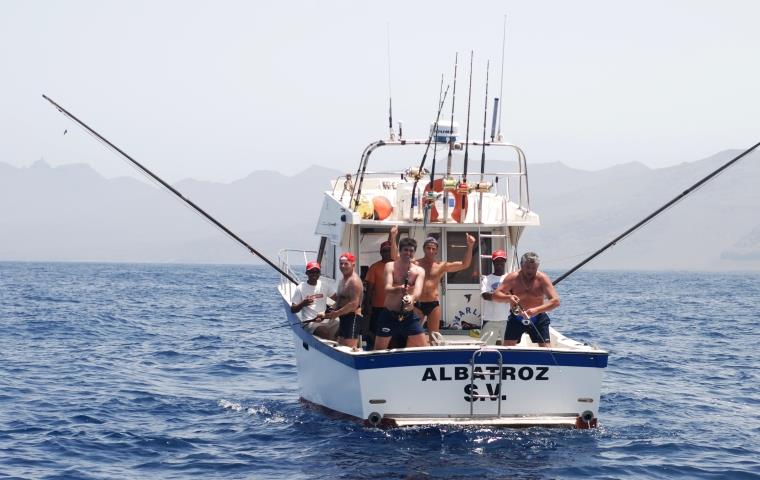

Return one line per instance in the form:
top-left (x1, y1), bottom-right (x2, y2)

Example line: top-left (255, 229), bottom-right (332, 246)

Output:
top-left (261, 318), bottom-right (320, 333)
top-left (553, 140), bottom-right (760, 286)
top-left (62, 108), bottom-right (228, 244)
top-left (42, 94), bottom-right (298, 284)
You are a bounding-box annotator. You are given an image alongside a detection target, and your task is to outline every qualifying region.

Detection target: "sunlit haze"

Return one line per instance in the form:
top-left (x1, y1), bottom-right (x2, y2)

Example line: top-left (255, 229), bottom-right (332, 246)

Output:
top-left (2, 0), bottom-right (759, 182)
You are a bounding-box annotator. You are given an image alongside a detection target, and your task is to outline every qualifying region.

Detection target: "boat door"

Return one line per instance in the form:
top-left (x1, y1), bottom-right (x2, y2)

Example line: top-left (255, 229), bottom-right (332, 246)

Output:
top-left (442, 230), bottom-right (482, 329)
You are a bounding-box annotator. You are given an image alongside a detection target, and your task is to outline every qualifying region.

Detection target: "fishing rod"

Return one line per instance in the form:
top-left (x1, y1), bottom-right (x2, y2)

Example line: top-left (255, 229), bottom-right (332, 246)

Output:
top-left (552, 140), bottom-right (760, 286)
top-left (426, 75), bottom-right (446, 227)
top-left (444, 52), bottom-right (459, 223)
top-left (42, 94), bottom-right (298, 285)
top-left (462, 51), bottom-right (474, 184)
top-left (411, 80), bottom-right (450, 221)
top-left (459, 51), bottom-right (475, 221)
top-left (398, 269), bottom-right (410, 321)
top-left (507, 287), bottom-right (561, 366)
top-left (478, 60), bottom-right (490, 225)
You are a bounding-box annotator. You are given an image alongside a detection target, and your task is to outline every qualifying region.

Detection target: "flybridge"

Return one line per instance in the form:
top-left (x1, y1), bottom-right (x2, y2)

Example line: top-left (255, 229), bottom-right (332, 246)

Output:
top-left (431, 120), bottom-right (459, 143)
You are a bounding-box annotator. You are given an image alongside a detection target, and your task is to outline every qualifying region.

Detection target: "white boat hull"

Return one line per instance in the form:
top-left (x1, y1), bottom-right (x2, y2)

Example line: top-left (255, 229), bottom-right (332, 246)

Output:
top-left (285, 300), bottom-right (607, 428)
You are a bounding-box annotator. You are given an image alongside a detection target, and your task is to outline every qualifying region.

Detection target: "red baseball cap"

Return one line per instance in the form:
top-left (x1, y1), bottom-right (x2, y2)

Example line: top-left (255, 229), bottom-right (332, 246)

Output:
top-left (491, 250), bottom-right (507, 260)
top-left (380, 241), bottom-right (391, 250)
top-left (305, 261), bottom-right (321, 272)
top-left (338, 252), bottom-right (356, 263)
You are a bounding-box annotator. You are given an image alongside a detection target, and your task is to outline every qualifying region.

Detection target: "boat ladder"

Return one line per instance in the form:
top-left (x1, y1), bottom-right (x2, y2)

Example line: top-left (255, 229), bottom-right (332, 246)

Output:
top-left (468, 346), bottom-right (504, 417)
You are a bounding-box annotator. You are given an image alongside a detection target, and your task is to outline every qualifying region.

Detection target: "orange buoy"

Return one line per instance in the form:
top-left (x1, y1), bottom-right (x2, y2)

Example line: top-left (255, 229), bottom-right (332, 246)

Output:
top-left (422, 179), bottom-right (468, 223)
top-left (372, 195), bottom-right (393, 220)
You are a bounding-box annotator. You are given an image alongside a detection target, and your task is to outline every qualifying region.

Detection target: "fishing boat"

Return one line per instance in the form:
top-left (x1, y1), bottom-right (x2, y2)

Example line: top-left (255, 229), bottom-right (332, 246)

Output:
top-left (44, 81), bottom-right (757, 429)
top-left (276, 114), bottom-right (609, 427)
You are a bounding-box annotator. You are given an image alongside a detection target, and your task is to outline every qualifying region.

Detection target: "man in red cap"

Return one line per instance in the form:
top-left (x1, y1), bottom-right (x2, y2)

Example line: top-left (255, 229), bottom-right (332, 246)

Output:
top-left (480, 250), bottom-right (510, 345)
top-left (316, 252), bottom-right (364, 349)
top-left (290, 261), bottom-right (338, 339)
top-left (364, 226), bottom-right (398, 347)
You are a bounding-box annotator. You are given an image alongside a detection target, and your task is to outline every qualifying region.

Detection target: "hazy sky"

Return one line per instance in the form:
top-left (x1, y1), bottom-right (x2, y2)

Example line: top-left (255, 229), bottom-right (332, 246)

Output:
top-left (2, 0), bottom-right (759, 182)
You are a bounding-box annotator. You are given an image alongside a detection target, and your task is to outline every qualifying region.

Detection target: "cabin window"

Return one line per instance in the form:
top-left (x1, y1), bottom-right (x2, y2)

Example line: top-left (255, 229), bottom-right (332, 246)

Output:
top-left (358, 227), bottom-right (410, 280)
top-left (446, 231), bottom-right (480, 284)
top-left (478, 233), bottom-right (495, 276)
top-left (321, 241), bottom-right (336, 280)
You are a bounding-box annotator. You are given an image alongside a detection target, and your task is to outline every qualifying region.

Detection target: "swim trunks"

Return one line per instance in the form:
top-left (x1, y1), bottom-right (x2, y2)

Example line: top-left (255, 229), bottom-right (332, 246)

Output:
top-left (376, 309), bottom-right (425, 338)
top-left (414, 300), bottom-right (440, 316)
top-left (504, 312), bottom-right (551, 344)
top-left (339, 313), bottom-right (363, 339)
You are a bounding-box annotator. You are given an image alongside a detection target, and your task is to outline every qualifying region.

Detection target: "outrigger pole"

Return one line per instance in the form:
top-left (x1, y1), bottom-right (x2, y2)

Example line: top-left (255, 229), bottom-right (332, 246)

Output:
top-left (42, 94), bottom-right (298, 285)
top-left (552, 140), bottom-right (760, 286)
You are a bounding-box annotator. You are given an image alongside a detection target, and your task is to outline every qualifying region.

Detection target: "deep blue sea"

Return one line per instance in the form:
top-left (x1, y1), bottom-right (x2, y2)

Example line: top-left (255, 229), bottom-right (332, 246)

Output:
top-left (1, 262), bottom-right (758, 479)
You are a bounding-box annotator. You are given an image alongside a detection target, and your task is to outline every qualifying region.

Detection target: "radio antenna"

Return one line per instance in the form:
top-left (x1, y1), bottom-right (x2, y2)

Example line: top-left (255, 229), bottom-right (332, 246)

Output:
top-left (386, 23), bottom-right (395, 140)
top-left (497, 14), bottom-right (507, 141)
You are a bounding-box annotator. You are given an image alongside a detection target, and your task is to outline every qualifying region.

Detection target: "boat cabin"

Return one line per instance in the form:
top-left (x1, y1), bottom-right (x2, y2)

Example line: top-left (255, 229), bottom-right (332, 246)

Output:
top-left (280, 137), bottom-right (540, 334)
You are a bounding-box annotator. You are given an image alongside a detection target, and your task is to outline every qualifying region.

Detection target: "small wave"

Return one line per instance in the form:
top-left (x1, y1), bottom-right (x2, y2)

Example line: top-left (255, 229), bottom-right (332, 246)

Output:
top-left (246, 404), bottom-right (286, 424)
top-left (218, 399), bottom-right (243, 412)
top-left (70, 414), bottom-right (104, 425)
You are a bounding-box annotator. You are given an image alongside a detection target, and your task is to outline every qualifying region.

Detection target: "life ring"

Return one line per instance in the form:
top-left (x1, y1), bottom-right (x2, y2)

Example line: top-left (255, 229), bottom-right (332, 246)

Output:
top-left (422, 178), bottom-right (468, 223)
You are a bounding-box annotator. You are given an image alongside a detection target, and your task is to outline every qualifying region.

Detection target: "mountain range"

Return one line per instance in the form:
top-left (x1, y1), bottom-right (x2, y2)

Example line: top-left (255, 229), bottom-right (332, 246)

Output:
top-left (1, 149), bottom-right (758, 271)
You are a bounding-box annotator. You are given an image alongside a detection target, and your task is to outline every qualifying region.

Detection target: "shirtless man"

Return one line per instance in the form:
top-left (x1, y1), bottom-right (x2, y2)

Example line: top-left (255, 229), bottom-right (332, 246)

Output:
top-left (374, 237), bottom-right (428, 350)
top-left (364, 226), bottom-right (399, 346)
top-left (493, 251), bottom-right (560, 348)
top-left (315, 252), bottom-right (363, 349)
top-left (414, 233), bottom-right (476, 333)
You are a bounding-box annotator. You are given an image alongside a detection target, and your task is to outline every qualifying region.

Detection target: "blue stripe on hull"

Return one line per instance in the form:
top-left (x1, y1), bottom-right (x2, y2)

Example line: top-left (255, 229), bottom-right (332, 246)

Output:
top-left (283, 300), bottom-right (608, 370)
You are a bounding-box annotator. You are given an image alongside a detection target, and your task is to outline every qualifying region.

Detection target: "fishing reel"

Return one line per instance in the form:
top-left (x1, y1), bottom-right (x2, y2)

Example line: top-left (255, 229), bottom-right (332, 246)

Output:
top-left (442, 177), bottom-right (457, 192)
top-left (511, 306), bottom-right (532, 326)
top-left (403, 167), bottom-right (429, 181)
top-left (401, 295), bottom-right (413, 311)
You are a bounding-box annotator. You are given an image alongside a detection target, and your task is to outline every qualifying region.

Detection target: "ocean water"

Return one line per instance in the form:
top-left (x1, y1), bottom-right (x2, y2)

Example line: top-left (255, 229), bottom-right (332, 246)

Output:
top-left (0, 262), bottom-right (758, 480)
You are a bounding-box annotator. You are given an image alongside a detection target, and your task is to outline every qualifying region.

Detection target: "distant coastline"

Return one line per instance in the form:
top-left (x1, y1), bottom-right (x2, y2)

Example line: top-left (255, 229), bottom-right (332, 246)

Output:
top-left (1, 151), bottom-right (758, 271)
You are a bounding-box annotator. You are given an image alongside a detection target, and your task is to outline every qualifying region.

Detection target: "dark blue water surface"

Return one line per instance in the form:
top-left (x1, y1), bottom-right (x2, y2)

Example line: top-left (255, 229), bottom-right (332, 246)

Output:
top-left (1, 262), bottom-right (758, 479)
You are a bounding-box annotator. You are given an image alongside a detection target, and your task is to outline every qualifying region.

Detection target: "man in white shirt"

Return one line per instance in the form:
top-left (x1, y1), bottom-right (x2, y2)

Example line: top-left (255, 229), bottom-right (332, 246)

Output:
top-left (290, 261), bottom-right (338, 339)
top-left (480, 250), bottom-right (509, 345)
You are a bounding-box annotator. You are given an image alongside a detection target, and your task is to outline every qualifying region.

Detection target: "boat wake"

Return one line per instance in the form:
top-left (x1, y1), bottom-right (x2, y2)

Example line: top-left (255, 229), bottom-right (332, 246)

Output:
top-left (218, 399), bottom-right (288, 423)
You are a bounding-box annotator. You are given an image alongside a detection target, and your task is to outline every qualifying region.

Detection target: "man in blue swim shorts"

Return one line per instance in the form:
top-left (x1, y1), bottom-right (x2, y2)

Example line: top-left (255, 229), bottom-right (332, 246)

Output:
top-left (373, 237), bottom-right (428, 349)
top-left (493, 252), bottom-right (560, 347)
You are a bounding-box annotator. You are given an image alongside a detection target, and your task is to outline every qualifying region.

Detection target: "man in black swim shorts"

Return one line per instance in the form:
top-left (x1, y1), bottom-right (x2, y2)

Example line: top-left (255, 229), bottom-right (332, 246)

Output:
top-left (316, 252), bottom-right (364, 350)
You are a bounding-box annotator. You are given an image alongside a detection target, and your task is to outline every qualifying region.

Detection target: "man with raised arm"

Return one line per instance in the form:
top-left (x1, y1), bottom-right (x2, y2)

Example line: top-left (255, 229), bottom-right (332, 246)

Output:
top-left (374, 237), bottom-right (428, 350)
top-left (414, 233), bottom-right (476, 334)
top-left (315, 253), bottom-right (364, 349)
top-left (493, 251), bottom-right (560, 348)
